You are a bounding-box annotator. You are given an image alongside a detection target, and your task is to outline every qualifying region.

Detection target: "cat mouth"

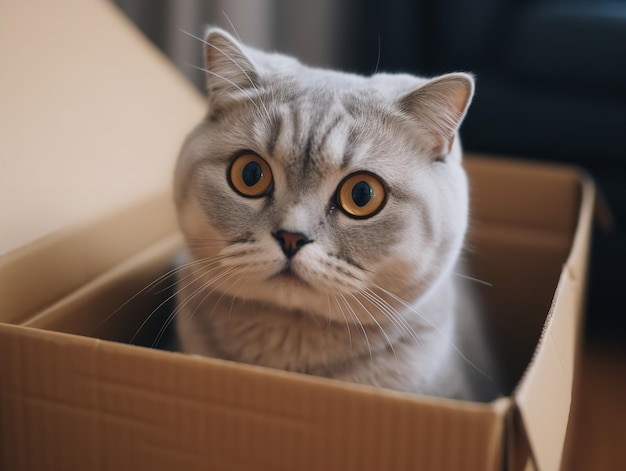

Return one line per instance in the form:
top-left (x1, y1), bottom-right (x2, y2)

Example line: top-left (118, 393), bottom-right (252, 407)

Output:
top-left (270, 267), bottom-right (311, 288)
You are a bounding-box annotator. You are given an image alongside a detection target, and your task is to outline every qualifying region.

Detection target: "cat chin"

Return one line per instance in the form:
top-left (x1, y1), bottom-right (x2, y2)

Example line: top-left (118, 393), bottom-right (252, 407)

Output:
top-left (209, 273), bottom-right (367, 326)
top-left (269, 270), bottom-right (310, 286)
top-left (237, 277), bottom-right (333, 319)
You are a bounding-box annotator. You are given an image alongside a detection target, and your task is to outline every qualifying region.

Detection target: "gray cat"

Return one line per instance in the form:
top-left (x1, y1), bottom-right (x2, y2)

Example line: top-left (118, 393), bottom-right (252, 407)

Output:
top-left (172, 28), bottom-right (499, 401)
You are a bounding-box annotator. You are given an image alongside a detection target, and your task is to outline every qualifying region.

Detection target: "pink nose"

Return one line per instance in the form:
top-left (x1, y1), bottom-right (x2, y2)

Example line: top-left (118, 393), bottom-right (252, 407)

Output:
top-left (272, 230), bottom-right (312, 258)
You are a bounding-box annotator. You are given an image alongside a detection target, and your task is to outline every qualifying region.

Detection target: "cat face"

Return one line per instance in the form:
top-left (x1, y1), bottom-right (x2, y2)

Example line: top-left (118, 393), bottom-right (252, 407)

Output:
top-left (174, 28), bottom-right (473, 328)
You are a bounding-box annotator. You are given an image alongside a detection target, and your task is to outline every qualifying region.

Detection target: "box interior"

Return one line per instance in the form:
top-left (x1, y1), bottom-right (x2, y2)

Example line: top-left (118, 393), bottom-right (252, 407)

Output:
top-left (2, 154), bottom-right (587, 471)
top-left (14, 155), bottom-right (582, 397)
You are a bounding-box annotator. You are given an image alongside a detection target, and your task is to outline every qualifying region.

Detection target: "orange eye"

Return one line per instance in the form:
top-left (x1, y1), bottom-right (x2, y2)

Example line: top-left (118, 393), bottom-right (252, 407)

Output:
top-left (336, 172), bottom-right (387, 218)
top-left (228, 153), bottom-right (273, 198)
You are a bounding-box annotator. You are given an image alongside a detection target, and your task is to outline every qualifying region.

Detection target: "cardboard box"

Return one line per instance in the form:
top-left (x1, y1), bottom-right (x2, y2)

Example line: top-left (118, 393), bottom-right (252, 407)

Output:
top-left (0, 2), bottom-right (595, 470)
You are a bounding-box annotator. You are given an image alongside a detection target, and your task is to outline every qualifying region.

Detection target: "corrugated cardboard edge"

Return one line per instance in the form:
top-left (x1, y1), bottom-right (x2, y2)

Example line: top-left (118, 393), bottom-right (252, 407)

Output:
top-left (0, 321), bottom-right (510, 471)
top-left (0, 191), bottom-right (176, 325)
top-left (511, 169), bottom-right (595, 471)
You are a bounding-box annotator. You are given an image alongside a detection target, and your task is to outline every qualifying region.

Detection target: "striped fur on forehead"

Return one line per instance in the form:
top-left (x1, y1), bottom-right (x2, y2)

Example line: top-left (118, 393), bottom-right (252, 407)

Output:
top-left (254, 87), bottom-right (423, 195)
top-left (264, 87), bottom-right (350, 169)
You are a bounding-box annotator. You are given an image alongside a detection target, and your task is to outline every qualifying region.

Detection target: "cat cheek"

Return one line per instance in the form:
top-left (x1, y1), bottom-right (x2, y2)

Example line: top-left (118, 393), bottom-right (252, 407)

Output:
top-left (201, 188), bottom-right (269, 234)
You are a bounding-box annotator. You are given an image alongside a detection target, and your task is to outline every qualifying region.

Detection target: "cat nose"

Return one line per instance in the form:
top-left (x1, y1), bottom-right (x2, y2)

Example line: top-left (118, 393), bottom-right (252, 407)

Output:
top-left (272, 230), bottom-right (312, 259)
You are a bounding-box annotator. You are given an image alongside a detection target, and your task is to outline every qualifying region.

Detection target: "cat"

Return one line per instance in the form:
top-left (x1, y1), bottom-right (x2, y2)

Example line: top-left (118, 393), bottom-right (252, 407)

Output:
top-left (172, 27), bottom-right (500, 401)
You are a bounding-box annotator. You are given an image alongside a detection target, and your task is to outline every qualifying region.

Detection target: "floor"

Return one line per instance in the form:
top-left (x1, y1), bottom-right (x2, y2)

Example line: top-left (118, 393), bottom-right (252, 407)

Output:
top-left (565, 334), bottom-right (626, 471)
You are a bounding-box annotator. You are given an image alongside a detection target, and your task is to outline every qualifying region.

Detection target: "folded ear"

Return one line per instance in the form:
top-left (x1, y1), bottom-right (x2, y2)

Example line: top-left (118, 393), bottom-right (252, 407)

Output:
top-left (203, 27), bottom-right (260, 104)
top-left (398, 73), bottom-right (474, 157)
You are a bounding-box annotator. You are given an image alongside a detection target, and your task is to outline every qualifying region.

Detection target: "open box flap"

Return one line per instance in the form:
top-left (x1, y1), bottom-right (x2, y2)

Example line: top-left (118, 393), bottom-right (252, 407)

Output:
top-left (511, 174), bottom-right (595, 471)
top-left (0, 0), bottom-right (205, 256)
top-left (0, 0), bottom-right (205, 322)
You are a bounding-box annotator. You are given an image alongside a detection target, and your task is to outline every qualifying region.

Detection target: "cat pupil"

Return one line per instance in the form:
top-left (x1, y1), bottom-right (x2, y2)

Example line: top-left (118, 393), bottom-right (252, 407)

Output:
top-left (242, 161), bottom-right (262, 186)
top-left (352, 181), bottom-right (373, 207)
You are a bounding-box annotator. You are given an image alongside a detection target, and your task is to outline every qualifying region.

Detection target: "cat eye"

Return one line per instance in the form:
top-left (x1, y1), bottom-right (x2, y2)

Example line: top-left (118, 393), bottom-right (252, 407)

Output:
top-left (336, 172), bottom-right (387, 218)
top-left (228, 153), bottom-right (274, 198)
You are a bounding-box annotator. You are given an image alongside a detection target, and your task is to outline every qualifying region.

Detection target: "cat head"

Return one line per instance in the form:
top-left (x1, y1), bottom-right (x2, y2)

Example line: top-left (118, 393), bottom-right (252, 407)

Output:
top-left (174, 28), bottom-right (474, 326)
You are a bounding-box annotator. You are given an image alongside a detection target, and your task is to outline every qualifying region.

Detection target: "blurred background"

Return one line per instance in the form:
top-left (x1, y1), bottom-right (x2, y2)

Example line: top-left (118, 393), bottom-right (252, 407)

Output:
top-left (113, 0), bottom-right (625, 342)
top-left (116, 1), bottom-right (626, 468)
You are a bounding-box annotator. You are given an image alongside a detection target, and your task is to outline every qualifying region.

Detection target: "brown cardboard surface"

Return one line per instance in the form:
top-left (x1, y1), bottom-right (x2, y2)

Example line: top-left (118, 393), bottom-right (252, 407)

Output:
top-left (0, 322), bottom-right (509, 471)
top-left (0, 156), bottom-right (593, 471)
top-left (0, 193), bottom-right (178, 326)
top-left (0, 0), bottom-right (204, 256)
top-left (0, 0), bottom-right (203, 321)
top-left (0, 1), bottom-right (594, 470)
top-left (464, 158), bottom-right (581, 391)
top-left (513, 174), bottom-right (594, 471)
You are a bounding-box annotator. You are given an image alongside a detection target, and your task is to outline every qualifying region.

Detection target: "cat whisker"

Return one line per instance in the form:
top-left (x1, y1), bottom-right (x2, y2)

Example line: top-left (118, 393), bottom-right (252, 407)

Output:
top-left (160, 248), bottom-right (254, 293)
top-left (452, 271), bottom-right (493, 287)
top-left (182, 265), bottom-right (239, 323)
top-left (221, 11), bottom-right (244, 44)
top-left (373, 284), bottom-right (493, 381)
top-left (227, 274), bottom-right (250, 320)
top-left (338, 294), bottom-right (372, 360)
top-left (185, 243), bottom-right (226, 252)
top-left (181, 29), bottom-right (257, 91)
top-left (130, 260), bottom-right (229, 345)
top-left (121, 250), bottom-right (236, 346)
top-left (349, 293), bottom-right (398, 365)
top-left (359, 287), bottom-right (421, 346)
top-left (331, 294), bottom-right (353, 349)
top-left (181, 29), bottom-right (274, 125)
top-left (96, 254), bottom-right (221, 332)
top-left (150, 255), bottom-right (234, 295)
top-left (184, 239), bottom-right (228, 249)
top-left (186, 62), bottom-right (270, 119)
top-left (152, 265), bottom-right (240, 348)
top-left (358, 266), bottom-right (409, 285)
top-left (206, 269), bottom-right (248, 319)
top-left (374, 33), bottom-right (382, 75)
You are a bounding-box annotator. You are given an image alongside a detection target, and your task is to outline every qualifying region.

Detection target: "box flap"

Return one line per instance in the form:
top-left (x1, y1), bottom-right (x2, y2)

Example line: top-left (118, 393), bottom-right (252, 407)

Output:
top-left (0, 322), bottom-right (510, 471)
top-left (512, 173), bottom-right (595, 471)
top-left (0, 0), bottom-right (205, 322)
top-left (464, 156), bottom-right (581, 392)
top-left (0, 0), bottom-right (205, 256)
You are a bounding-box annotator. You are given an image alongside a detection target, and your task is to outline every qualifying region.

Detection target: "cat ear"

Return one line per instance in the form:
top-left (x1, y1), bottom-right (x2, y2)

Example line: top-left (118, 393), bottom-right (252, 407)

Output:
top-left (399, 73), bottom-right (474, 157)
top-left (203, 27), bottom-right (260, 102)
